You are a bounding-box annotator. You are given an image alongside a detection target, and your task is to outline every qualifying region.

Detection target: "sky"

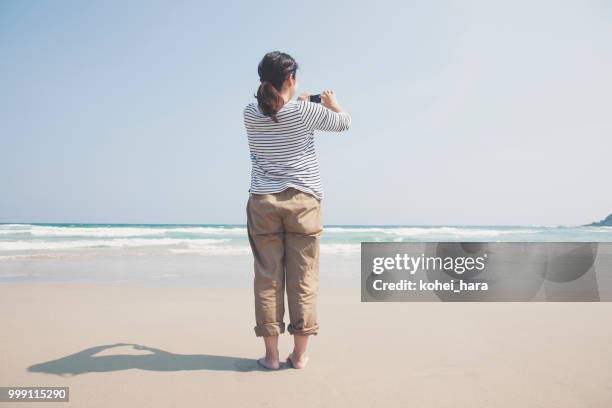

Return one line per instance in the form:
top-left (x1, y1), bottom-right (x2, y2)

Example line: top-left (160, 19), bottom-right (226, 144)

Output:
top-left (1, 0), bottom-right (610, 226)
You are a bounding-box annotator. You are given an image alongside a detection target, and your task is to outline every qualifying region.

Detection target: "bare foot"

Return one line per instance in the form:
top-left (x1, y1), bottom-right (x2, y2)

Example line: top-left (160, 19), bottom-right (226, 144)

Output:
top-left (286, 352), bottom-right (309, 369)
top-left (257, 357), bottom-right (280, 370)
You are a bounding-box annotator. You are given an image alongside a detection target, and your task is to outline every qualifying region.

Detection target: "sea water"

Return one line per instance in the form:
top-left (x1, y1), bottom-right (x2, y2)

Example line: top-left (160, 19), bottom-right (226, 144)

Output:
top-left (1, 223), bottom-right (611, 286)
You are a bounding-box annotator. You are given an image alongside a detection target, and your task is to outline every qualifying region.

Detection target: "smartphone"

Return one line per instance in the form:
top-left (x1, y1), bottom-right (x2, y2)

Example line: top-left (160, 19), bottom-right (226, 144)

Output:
top-left (309, 94), bottom-right (321, 103)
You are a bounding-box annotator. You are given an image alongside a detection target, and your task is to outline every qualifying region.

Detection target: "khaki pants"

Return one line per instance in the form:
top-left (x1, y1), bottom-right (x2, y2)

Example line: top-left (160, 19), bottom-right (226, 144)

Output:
top-left (246, 187), bottom-right (323, 337)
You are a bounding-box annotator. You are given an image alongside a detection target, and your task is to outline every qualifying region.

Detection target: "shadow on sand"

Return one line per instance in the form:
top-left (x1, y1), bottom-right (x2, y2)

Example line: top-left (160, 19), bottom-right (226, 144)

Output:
top-left (28, 343), bottom-right (289, 376)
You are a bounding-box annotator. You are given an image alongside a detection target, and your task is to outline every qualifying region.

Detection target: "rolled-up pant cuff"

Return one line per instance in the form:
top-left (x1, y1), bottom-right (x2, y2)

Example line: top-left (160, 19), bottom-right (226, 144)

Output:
top-left (288, 323), bottom-right (319, 336)
top-left (254, 322), bottom-right (285, 337)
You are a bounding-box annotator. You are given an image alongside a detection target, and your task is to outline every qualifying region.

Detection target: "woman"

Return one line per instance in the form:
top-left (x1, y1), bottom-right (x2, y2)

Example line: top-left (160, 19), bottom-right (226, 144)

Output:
top-left (244, 51), bottom-right (351, 370)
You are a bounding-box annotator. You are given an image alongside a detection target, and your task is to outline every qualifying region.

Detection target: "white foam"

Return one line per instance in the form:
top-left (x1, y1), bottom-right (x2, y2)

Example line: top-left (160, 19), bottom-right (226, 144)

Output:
top-left (0, 238), bottom-right (230, 251)
top-left (325, 227), bottom-right (389, 234)
top-left (168, 227), bottom-right (247, 235)
top-left (380, 227), bottom-right (538, 237)
top-left (27, 226), bottom-right (168, 237)
top-left (582, 226), bottom-right (612, 232)
top-left (0, 224), bottom-right (546, 240)
top-left (324, 226), bottom-right (539, 237)
top-left (320, 244), bottom-right (361, 254)
top-left (0, 224), bottom-right (33, 234)
top-left (0, 225), bottom-right (249, 238)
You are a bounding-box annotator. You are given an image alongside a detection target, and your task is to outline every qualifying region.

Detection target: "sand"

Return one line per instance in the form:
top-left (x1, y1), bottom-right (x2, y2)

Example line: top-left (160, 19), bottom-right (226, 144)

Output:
top-left (1, 282), bottom-right (612, 407)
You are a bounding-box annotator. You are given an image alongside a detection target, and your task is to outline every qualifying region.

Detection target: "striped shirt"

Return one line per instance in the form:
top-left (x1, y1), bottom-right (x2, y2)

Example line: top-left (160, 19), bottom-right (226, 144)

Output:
top-left (243, 100), bottom-right (351, 201)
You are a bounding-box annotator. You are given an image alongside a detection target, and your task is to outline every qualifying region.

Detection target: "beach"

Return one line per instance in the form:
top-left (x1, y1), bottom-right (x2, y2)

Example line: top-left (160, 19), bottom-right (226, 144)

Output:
top-left (2, 224), bottom-right (612, 406)
top-left (2, 282), bottom-right (612, 407)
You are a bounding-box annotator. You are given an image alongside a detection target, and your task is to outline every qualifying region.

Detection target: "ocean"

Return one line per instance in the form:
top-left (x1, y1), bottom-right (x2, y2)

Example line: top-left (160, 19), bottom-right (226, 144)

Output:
top-left (1, 223), bottom-right (611, 286)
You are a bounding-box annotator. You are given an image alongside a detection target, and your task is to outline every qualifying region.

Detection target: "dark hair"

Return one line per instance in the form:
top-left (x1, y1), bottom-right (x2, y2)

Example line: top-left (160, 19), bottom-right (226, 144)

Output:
top-left (254, 51), bottom-right (299, 123)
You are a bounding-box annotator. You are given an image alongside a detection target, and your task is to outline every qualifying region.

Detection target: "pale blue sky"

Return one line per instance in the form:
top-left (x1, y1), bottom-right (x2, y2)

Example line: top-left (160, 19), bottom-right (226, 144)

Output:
top-left (1, 0), bottom-right (610, 225)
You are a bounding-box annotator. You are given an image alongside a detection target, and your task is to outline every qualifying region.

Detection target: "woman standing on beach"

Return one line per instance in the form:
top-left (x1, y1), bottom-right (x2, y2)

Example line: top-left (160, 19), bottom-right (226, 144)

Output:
top-left (244, 51), bottom-right (351, 370)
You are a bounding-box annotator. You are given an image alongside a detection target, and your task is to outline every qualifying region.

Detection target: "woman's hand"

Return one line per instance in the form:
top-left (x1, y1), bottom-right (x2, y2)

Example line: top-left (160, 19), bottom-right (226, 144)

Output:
top-left (321, 90), bottom-right (343, 113)
top-left (297, 92), bottom-right (311, 102)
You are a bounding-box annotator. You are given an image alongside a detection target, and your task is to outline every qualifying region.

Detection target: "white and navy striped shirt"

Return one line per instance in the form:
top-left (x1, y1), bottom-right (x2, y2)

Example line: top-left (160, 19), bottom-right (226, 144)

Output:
top-left (243, 100), bottom-right (351, 201)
